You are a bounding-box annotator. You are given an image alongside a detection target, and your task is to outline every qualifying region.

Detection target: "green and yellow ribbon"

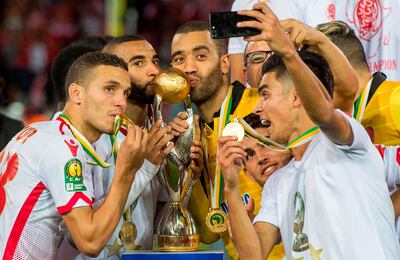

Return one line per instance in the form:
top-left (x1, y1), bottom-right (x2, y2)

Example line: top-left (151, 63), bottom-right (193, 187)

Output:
top-left (212, 86), bottom-right (234, 209)
top-left (353, 78), bottom-right (372, 122)
top-left (58, 114), bottom-right (122, 168)
top-left (286, 126), bottom-right (320, 148)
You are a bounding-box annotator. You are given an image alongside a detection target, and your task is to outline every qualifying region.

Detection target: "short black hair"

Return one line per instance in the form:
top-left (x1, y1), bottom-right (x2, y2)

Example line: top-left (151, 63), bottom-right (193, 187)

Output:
top-left (51, 45), bottom-right (98, 105)
top-left (102, 34), bottom-right (146, 52)
top-left (316, 21), bottom-right (369, 72)
top-left (262, 50), bottom-right (334, 98)
top-left (65, 52), bottom-right (128, 99)
top-left (243, 113), bottom-right (265, 129)
top-left (174, 21), bottom-right (227, 56)
top-left (70, 35), bottom-right (114, 50)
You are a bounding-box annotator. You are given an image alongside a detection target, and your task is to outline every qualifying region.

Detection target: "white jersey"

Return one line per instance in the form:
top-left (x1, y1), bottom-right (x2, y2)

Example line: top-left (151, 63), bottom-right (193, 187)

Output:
top-left (0, 120), bottom-right (94, 260)
top-left (254, 111), bottom-right (400, 259)
top-left (75, 130), bottom-right (160, 259)
top-left (377, 145), bottom-right (400, 242)
top-left (229, 0), bottom-right (400, 80)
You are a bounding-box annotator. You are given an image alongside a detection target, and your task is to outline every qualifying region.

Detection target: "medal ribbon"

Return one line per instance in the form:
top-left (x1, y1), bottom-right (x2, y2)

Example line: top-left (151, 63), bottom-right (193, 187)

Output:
top-left (353, 78), bottom-right (372, 122)
top-left (286, 126), bottom-right (320, 148)
top-left (58, 114), bottom-right (122, 168)
top-left (237, 117), bottom-right (287, 151)
top-left (211, 86), bottom-right (233, 209)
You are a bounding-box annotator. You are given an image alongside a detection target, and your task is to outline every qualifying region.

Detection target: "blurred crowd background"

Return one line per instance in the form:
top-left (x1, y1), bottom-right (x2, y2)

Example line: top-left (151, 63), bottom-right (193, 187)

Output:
top-left (0, 0), bottom-right (231, 125)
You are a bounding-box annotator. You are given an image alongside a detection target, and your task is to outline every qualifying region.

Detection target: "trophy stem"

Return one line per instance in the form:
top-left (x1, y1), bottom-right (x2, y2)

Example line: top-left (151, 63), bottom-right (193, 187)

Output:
top-left (153, 201), bottom-right (199, 251)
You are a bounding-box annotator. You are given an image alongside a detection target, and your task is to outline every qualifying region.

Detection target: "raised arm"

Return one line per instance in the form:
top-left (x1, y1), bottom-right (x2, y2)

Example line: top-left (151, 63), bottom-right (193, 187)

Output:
top-left (62, 124), bottom-right (147, 257)
top-left (238, 3), bottom-right (353, 145)
top-left (280, 19), bottom-right (358, 113)
top-left (218, 136), bottom-right (279, 259)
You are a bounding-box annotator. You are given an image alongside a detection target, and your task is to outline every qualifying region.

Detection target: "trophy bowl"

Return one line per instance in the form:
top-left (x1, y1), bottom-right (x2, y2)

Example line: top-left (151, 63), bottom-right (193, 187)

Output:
top-left (153, 68), bottom-right (191, 104)
top-left (152, 68), bottom-right (200, 252)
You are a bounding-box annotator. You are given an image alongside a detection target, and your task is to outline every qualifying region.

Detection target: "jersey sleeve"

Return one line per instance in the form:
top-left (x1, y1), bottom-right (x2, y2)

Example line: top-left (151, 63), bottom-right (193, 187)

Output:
top-left (253, 172), bottom-right (279, 227)
top-left (124, 159), bottom-right (159, 211)
top-left (39, 140), bottom-right (93, 215)
top-left (321, 109), bottom-right (373, 159)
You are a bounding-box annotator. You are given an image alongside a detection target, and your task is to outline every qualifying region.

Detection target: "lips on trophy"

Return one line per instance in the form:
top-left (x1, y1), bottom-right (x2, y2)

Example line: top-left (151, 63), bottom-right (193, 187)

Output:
top-left (152, 68), bottom-right (200, 251)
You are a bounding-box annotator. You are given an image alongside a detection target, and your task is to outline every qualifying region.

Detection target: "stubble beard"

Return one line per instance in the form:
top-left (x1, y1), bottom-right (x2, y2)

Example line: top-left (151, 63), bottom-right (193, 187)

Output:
top-left (190, 63), bottom-right (223, 105)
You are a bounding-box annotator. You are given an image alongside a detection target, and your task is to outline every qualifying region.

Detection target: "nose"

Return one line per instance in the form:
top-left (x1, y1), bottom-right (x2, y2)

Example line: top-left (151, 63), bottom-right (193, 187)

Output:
top-left (258, 156), bottom-right (268, 166)
top-left (115, 91), bottom-right (127, 113)
top-left (182, 56), bottom-right (197, 75)
top-left (253, 99), bottom-right (263, 115)
top-left (147, 62), bottom-right (160, 78)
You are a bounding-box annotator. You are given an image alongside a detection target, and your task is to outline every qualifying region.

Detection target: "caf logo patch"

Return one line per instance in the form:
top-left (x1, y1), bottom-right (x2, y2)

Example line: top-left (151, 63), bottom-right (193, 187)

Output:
top-left (64, 158), bottom-right (86, 192)
top-left (66, 159), bottom-right (82, 177)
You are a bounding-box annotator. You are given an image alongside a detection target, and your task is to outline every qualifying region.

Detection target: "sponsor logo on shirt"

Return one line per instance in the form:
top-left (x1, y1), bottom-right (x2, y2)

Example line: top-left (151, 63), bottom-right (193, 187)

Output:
top-left (64, 158), bottom-right (86, 192)
top-left (326, 3), bottom-right (336, 21)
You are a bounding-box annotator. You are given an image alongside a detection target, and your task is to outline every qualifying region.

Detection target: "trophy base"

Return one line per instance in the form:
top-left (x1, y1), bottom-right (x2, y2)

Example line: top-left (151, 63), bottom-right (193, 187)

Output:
top-left (153, 234), bottom-right (200, 252)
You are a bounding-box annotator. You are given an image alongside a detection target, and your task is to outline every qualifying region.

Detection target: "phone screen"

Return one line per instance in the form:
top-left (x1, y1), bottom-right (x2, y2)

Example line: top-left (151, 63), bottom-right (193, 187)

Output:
top-left (209, 11), bottom-right (261, 39)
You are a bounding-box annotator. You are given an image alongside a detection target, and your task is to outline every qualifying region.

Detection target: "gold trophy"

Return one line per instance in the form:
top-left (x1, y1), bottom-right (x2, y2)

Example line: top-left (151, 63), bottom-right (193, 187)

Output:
top-left (152, 69), bottom-right (200, 251)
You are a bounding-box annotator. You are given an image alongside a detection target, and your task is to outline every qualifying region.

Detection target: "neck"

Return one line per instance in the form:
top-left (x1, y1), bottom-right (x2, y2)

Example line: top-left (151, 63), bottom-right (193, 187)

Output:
top-left (62, 104), bottom-right (100, 144)
top-left (125, 101), bottom-right (146, 127)
top-left (356, 69), bottom-right (373, 97)
top-left (197, 77), bottom-right (229, 123)
top-left (287, 115), bottom-right (316, 161)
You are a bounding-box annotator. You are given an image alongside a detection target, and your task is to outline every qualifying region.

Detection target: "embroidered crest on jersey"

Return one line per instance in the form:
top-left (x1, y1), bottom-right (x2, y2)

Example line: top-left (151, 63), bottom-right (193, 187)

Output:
top-left (64, 158), bottom-right (86, 192)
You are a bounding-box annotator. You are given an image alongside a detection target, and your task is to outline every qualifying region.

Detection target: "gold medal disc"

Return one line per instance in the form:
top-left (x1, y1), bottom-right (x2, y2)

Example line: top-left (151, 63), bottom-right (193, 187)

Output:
top-left (205, 208), bottom-right (228, 233)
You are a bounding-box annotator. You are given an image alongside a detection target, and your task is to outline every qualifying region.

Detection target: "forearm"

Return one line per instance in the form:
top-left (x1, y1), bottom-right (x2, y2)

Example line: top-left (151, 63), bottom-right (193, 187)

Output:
top-left (124, 159), bottom-right (159, 211)
top-left (64, 169), bottom-right (136, 256)
top-left (225, 187), bottom-right (262, 260)
top-left (283, 50), bottom-right (335, 125)
top-left (315, 39), bottom-right (358, 112)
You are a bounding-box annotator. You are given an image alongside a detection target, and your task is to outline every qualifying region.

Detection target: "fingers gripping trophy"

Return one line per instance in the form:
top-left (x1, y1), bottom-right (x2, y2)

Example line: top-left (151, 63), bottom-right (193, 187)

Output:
top-left (152, 68), bottom-right (200, 251)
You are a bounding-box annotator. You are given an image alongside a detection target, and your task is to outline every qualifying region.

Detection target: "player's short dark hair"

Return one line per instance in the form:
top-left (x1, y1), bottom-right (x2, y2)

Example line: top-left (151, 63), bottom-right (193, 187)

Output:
top-left (174, 21), bottom-right (227, 56)
top-left (316, 21), bottom-right (369, 72)
top-left (70, 35), bottom-right (114, 50)
top-left (262, 50), bottom-right (334, 98)
top-left (102, 34), bottom-right (146, 52)
top-left (51, 45), bottom-right (98, 105)
top-left (65, 52), bottom-right (128, 99)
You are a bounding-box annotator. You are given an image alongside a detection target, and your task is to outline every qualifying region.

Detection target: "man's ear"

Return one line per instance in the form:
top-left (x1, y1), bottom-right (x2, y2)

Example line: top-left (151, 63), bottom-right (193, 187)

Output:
top-left (290, 86), bottom-right (302, 108)
top-left (67, 83), bottom-right (83, 104)
top-left (220, 54), bottom-right (230, 75)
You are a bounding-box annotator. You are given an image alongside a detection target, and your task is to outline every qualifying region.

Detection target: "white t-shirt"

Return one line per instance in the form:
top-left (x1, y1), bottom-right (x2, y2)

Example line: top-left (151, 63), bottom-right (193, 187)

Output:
top-left (378, 145), bottom-right (400, 243)
top-left (75, 131), bottom-right (160, 260)
top-left (254, 111), bottom-right (400, 259)
top-left (229, 0), bottom-right (400, 80)
top-left (0, 120), bottom-right (94, 260)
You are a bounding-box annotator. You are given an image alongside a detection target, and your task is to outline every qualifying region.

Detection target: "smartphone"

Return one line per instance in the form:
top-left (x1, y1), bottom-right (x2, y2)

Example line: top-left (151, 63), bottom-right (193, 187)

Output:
top-left (209, 11), bottom-right (261, 39)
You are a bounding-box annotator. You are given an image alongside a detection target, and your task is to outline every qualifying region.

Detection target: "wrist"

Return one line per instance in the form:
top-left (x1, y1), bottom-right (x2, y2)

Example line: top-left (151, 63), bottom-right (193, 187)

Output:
top-left (224, 182), bottom-right (240, 193)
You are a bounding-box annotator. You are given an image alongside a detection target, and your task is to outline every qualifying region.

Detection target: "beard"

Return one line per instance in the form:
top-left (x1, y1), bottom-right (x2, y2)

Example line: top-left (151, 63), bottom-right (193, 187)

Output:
top-left (190, 63), bottom-right (223, 105)
top-left (128, 82), bottom-right (155, 105)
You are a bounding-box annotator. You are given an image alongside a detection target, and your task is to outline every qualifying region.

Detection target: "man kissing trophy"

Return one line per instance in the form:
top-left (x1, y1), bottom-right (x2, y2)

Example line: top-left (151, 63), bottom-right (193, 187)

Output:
top-left (152, 68), bottom-right (200, 251)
